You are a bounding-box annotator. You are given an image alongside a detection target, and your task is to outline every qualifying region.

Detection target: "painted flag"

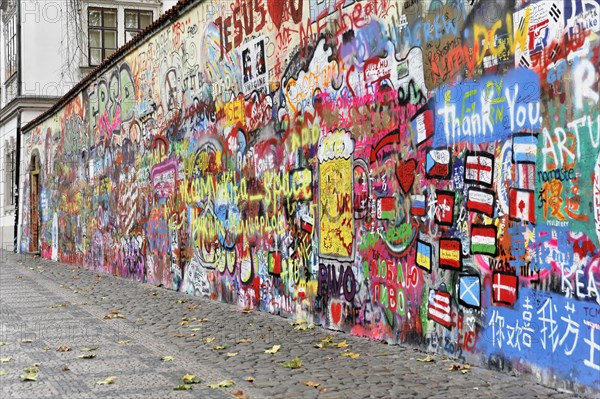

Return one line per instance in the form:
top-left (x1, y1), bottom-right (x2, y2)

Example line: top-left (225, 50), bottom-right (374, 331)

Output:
top-left (492, 272), bottom-right (518, 305)
top-left (459, 275), bottom-right (480, 308)
top-left (426, 148), bottom-right (451, 179)
top-left (416, 240), bottom-right (432, 272)
top-left (435, 191), bottom-right (455, 225)
top-left (412, 109), bottom-right (434, 146)
top-left (439, 238), bottom-right (461, 270)
top-left (268, 251), bottom-right (282, 275)
top-left (467, 188), bottom-right (495, 216)
top-left (377, 197), bottom-right (395, 220)
top-left (411, 194), bottom-right (426, 216)
top-left (471, 225), bottom-right (497, 255)
top-left (428, 289), bottom-right (451, 328)
top-left (464, 152), bottom-right (494, 187)
top-left (509, 188), bottom-right (535, 223)
top-left (516, 163), bottom-right (536, 190)
top-left (512, 134), bottom-right (537, 163)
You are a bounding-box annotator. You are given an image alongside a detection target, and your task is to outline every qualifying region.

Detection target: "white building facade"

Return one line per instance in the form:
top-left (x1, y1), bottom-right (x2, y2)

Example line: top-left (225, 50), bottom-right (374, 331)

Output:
top-left (0, 0), bottom-right (165, 252)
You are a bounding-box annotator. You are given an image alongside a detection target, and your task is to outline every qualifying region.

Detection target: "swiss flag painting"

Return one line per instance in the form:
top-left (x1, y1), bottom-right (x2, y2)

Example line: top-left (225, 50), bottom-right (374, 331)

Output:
top-left (509, 188), bottom-right (535, 223)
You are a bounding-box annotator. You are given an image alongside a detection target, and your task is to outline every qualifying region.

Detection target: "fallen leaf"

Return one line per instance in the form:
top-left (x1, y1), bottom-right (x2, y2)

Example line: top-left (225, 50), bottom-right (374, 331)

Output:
top-left (319, 388), bottom-right (328, 393)
top-left (43, 347), bottom-right (51, 351)
top-left (187, 304), bottom-right (199, 310)
top-left (282, 356), bottom-right (302, 369)
top-left (117, 340), bottom-right (131, 345)
top-left (20, 372), bottom-right (37, 382)
top-left (189, 333), bottom-right (196, 337)
top-left (0, 370), bottom-right (8, 376)
top-left (226, 352), bottom-right (238, 357)
top-left (461, 369), bottom-right (470, 374)
top-left (173, 384), bottom-right (192, 390)
top-left (81, 347), bottom-right (98, 352)
top-left (171, 333), bottom-right (185, 338)
top-left (335, 341), bottom-right (349, 348)
top-left (48, 303), bottom-right (67, 309)
top-left (0, 357), bottom-right (13, 364)
top-left (241, 308), bottom-right (253, 314)
top-left (208, 379), bottom-right (235, 388)
top-left (289, 319), bottom-right (306, 326)
top-left (161, 356), bottom-right (175, 362)
top-left (448, 364), bottom-right (461, 371)
top-left (303, 381), bottom-right (321, 388)
top-left (32, 363), bottom-right (41, 367)
top-left (294, 324), bottom-right (308, 331)
top-left (190, 328), bottom-right (202, 332)
top-left (175, 299), bottom-right (188, 304)
top-left (236, 339), bottom-right (252, 344)
top-left (0, 342), bottom-right (10, 346)
top-left (307, 323), bottom-right (315, 329)
top-left (314, 343), bottom-right (326, 349)
top-left (200, 318), bottom-right (209, 322)
top-left (96, 376), bottom-right (116, 385)
top-left (340, 351), bottom-right (360, 359)
top-left (461, 364), bottom-right (471, 370)
top-left (321, 336), bottom-right (334, 343)
top-left (179, 320), bottom-right (189, 326)
top-left (233, 390), bottom-right (248, 398)
top-left (417, 355), bottom-right (435, 362)
top-left (62, 365), bottom-right (70, 371)
top-left (264, 345), bottom-right (281, 354)
top-left (212, 345), bottom-right (227, 350)
top-left (21, 339), bottom-right (34, 343)
top-left (203, 337), bottom-right (216, 343)
top-left (182, 374), bottom-right (201, 384)
top-left (78, 354), bottom-right (96, 359)
top-left (151, 292), bottom-right (159, 296)
top-left (57, 346), bottom-right (71, 352)
top-left (243, 376), bottom-right (255, 383)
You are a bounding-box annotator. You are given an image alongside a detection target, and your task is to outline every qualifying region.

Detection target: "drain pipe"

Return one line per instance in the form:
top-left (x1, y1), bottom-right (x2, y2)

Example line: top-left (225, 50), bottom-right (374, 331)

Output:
top-left (13, 0), bottom-right (22, 252)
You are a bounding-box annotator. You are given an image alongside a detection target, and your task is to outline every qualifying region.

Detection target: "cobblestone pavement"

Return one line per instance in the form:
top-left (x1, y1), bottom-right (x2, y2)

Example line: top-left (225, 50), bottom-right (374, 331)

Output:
top-left (0, 252), bottom-right (593, 399)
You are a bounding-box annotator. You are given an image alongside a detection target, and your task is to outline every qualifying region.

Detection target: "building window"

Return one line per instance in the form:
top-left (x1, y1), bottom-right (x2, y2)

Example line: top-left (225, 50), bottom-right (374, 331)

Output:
top-left (125, 9), bottom-right (153, 43)
top-left (4, 138), bottom-right (16, 208)
top-left (88, 7), bottom-right (117, 66)
top-left (4, 13), bottom-right (17, 80)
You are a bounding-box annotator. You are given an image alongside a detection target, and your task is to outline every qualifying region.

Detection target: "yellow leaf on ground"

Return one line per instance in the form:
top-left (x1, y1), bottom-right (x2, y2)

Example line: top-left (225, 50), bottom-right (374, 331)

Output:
top-left (81, 347), bottom-right (98, 351)
top-left (21, 339), bottom-right (34, 343)
top-left (321, 336), bottom-right (333, 343)
top-left (78, 354), bottom-right (96, 359)
top-left (340, 351), bottom-right (360, 359)
top-left (282, 356), bottom-right (302, 369)
top-left (173, 384), bottom-right (192, 390)
top-left (417, 355), bottom-right (435, 362)
top-left (226, 352), bottom-right (238, 357)
top-left (117, 340), bottom-right (131, 345)
top-left (289, 319), bottom-right (306, 326)
top-left (182, 374), bottom-right (201, 384)
top-left (304, 381), bottom-right (321, 388)
top-left (20, 372), bottom-right (37, 382)
top-left (56, 346), bottom-right (71, 352)
top-left (203, 337), bottom-right (216, 343)
top-left (243, 376), bottom-right (255, 383)
top-left (208, 379), bottom-right (235, 388)
top-left (200, 318), bottom-right (209, 322)
top-left (161, 356), bottom-right (175, 362)
top-left (0, 342), bottom-right (10, 346)
top-left (96, 376), bottom-right (116, 385)
top-left (264, 345), bottom-right (281, 354)
top-left (335, 341), bottom-right (349, 348)
top-left (0, 370), bottom-right (8, 376)
top-left (236, 339), bottom-right (252, 344)
top-left (187, 304), bottom-right (199, 310)
top-left (0, 357), bottom-right (13, 364)
top-left (212, 345), bottom-right (227, 351)
top-left (171, 333), bottom-right (185, 338)
top-left (448, 364), bottom-right (461, 371)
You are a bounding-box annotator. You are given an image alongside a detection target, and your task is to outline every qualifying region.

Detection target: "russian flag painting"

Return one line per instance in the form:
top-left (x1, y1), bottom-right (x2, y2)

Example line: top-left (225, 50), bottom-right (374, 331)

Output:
top-left (411, 194), bottom-right (426, 216)
top-left (471, 225), bottom-right (497, 256)
top-left (512, 133), bottom-right (537, 164)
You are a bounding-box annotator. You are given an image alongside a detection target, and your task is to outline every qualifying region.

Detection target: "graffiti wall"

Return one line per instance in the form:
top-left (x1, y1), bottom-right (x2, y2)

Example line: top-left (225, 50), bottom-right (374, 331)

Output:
top-left (21, 0), bottom-right (599, 392)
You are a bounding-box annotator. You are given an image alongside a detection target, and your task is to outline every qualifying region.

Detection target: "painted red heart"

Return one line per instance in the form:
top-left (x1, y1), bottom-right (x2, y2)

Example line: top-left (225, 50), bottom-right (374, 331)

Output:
top-left (267, 2), bottom-right (285, 30)
top-left (331, 302), bottom-right (342, 325)
top-left (396, 158), bottom-right (417, 194)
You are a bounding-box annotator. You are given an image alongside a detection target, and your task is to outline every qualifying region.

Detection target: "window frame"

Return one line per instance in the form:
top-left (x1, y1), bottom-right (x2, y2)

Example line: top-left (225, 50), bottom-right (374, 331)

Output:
top-left (87, 7), bottom-right (118, 67)
top-left (124, 9), bottom-right (153, 43)
top-left (4, 13), bottom-right (17, 80)
top-left (4, 138), bottom-right (16, 209)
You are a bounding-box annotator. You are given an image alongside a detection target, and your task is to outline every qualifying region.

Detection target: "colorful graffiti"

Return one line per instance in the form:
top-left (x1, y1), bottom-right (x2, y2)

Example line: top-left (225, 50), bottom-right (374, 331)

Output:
top-left (20, 0), bottom-right (600, 393)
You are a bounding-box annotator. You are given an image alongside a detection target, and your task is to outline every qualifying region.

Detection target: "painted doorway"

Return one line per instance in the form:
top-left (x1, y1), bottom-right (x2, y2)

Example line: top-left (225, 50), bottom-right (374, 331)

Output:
top-left (29, 153), bottom-right (40, 253)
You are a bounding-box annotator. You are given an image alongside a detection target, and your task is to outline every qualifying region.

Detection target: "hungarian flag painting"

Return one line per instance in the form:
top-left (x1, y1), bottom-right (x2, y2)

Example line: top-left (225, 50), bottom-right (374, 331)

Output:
top-left (377, 197), bottom-right (395, 220)
top-left (428, 289), bottom-right (452, 328)
top-left (470, 225), bottom-right (497, 256)
top-left (492, 272), bottom-right (518, 305)
top-left (439, 238), bottom-right (461, 270)
top-left (464, 151), bottom-right (494, 187)
top-left (509, 188), bottom-right (535, 223)
top-left (466, 188), bottom-right (495, 216)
